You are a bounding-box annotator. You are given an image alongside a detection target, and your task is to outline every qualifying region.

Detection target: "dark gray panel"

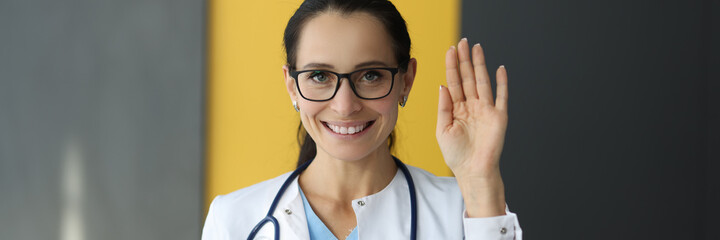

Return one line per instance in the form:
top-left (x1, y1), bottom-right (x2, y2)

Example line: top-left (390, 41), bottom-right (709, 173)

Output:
top-left (705, 0), bottom-right (720, 239)
top-left (461, 0), bottom-right (716, 239)
top-left (0, 0), bottom-right (205, 239)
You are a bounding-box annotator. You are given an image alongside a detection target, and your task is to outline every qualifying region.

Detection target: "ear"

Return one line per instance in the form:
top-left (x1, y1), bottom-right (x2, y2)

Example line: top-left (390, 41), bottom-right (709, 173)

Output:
top-left (400, 58), bottom-right (417, 98)
top-left (283, 65), bottom-right (298, 102)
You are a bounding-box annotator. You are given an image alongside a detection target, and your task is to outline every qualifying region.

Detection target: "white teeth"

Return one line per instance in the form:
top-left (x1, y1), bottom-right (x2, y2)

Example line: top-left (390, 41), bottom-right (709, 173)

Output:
top-left (327, 123), bottom-right (368, 135)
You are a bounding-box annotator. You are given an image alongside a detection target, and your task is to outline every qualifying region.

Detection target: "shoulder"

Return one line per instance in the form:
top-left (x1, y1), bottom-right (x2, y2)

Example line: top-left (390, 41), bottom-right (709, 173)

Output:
top-left (405, 164), bottom-right (463, 205)
top-left (210, 171), bottom-right (291, 214)
top-left (205, 172), bottom-right (293, 236)
top-left (406, 165), bottom-right (460, 192)
top-left (215, 171), bottom-right (291, 205)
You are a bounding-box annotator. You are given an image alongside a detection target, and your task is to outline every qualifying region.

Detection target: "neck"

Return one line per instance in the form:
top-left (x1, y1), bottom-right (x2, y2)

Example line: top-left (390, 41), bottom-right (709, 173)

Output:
top-left (298, 146), bottom-right (398, 203)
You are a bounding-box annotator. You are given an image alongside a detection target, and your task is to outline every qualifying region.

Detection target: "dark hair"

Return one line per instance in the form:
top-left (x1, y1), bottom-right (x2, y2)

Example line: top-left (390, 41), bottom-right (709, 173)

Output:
top-left (284, 0), bottom-right (411, 167)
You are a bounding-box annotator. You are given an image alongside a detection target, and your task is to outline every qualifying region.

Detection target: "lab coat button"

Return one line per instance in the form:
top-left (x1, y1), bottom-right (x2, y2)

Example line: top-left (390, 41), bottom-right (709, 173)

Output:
top-left (284, 209), bottom-right (292, 215)
top-left (357, 200), bottom-right (365, 206)
top-left (500, 227), bottom-right (507, 234)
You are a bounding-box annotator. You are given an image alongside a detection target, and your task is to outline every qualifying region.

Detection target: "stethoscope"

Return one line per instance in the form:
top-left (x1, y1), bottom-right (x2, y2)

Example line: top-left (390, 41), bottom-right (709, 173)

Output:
top-left (247, 156), bottom-right (418, 240)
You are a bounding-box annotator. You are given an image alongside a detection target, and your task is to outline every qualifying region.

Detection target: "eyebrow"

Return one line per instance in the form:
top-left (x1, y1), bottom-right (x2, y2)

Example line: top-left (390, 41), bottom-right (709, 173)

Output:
top-left (301, 61), bottom-right (390, 70)
top-left (355, 61), bottom-right (390, 69)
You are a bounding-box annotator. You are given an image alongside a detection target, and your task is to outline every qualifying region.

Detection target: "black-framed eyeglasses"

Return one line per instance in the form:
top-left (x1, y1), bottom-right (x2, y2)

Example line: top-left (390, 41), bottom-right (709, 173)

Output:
top-left (290, 67), bottom-right (400, 102)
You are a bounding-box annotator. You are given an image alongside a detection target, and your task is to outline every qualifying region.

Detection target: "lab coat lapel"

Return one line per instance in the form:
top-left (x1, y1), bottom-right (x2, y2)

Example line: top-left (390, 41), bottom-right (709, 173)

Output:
top-left (355, 169), bottom-right (411, 239)
top-left (275, 176), bottom-right (310, 240)
top-left (251, 176), bottom-right (309, 240)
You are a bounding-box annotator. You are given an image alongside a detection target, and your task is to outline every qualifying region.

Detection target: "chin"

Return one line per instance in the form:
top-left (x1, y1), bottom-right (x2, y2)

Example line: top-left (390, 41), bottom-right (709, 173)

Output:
top-left (322, 144), bottom-right (379, 162)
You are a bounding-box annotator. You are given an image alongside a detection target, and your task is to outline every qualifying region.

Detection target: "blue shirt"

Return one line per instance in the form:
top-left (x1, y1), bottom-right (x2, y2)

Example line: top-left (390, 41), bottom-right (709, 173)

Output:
top-left (299, 187), bottom-right (358, 240)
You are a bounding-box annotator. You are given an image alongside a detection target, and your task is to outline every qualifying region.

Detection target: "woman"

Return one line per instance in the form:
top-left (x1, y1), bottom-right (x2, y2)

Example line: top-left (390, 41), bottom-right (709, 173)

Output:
top-left (202, 0), bottom-right (522, 239)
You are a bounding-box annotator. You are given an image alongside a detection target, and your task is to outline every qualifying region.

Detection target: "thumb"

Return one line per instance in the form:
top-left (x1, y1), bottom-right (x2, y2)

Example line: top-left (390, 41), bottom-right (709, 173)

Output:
top-left (437, 85), bottom-right (453, 136)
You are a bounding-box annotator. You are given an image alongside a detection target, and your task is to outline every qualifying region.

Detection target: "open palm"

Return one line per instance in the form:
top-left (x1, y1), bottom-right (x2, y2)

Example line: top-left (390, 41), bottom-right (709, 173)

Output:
top-left (437, 38), bottom-right (509, 179)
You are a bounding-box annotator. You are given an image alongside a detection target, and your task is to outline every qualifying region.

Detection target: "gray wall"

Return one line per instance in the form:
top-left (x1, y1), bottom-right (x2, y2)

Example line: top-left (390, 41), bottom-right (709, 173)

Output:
top-left (0, 0), bottom-right (206, 239)
top-left (461, 0), bottom-right (718, 239)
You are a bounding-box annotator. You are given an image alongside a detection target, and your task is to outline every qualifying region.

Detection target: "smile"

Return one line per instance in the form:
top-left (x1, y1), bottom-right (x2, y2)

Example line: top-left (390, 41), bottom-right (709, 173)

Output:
top-left (322, 121), bottom-right (375, 135)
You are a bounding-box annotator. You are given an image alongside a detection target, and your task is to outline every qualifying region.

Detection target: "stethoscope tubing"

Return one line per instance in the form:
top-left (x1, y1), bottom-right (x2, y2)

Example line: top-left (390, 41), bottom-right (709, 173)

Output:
top-left (247, 159), bottom-right (312, 240)
top-left (396, 157), bottom-right (418, 240)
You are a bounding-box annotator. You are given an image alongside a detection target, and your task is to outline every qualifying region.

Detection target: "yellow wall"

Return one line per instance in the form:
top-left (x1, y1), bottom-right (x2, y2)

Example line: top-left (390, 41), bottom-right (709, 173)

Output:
top-left (205, 0), bottom-right (460, 212)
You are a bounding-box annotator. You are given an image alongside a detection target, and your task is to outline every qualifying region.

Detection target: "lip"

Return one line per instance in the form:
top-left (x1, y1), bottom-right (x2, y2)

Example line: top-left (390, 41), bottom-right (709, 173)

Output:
top-left (321, 120), bottom-right (375, 138)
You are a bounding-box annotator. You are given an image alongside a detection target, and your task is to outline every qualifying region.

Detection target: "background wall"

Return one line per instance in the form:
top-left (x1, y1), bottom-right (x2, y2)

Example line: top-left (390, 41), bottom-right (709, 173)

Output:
top-left (460, 0), bottom-right (719, 239)
top-left (0, 0), bottom-right (206, 239)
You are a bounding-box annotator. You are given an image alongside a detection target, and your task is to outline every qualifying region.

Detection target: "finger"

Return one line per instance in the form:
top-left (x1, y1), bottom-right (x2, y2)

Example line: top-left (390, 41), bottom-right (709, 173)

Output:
top-left (495, 65), bottom-right (509, 111)
top-left (445, 46), bottom-right (465, 102)
top-left (457, 38), bottom-right (478, 99)
top-left (472, 43), bottom-right (494, 105)
top-left (437, 85), bottom-right (454, 135)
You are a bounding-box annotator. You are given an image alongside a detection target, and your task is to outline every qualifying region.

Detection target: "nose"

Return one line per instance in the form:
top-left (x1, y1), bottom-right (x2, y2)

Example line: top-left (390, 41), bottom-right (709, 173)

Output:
top-left (329, 78), bottom-right (362, 116)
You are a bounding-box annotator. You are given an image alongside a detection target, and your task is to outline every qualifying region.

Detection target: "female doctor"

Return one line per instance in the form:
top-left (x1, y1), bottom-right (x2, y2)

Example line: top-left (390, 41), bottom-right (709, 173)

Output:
top-left (202, 0), bottom-right (522, 239)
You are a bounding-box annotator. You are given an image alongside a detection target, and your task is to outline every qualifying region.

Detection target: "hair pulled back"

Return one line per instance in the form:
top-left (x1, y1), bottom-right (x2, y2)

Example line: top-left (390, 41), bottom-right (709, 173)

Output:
top-left (284, 0), bottom-right (411, 167)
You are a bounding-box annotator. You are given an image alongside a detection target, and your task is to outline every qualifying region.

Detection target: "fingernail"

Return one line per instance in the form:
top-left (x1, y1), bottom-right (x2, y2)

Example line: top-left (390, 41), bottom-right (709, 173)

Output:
top-left (450, 46), bottom-right (456, 50)
top-left (474, 43), bottom-right (481, 47)
top-left (500, 65), bottom-right (506, 69)
top-left (439, 85), bottom-right (443, 91)
top-left (461, 37), bottom-right (467, 42)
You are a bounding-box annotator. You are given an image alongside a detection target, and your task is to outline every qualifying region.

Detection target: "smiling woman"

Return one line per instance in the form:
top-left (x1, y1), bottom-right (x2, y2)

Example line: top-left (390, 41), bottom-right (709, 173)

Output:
top-left (203, 0), bottom-right (522, 239)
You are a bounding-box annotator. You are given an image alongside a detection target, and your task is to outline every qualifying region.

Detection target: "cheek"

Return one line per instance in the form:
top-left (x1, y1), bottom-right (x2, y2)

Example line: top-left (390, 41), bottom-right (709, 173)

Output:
top-left (379, 84), bottom-right (403, 123)
top-left (372, 98), bottom-right (399, 131)
top-left (296, 94), bottom-right (400, 139)
top-left (298, 101), bottom-right (325, 132)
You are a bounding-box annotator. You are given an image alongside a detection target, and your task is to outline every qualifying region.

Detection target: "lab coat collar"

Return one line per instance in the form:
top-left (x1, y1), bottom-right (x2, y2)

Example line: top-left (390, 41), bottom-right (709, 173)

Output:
top-left (248, 171), bottom-right (310, 240)
top-left (273, 174), bottom-right (310, 240)
top-left (258, 167), bottom-right (408, 239)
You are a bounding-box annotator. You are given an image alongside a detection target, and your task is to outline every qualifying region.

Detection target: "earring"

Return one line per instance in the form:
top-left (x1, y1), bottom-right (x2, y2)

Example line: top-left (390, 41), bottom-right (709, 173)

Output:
top-left (399, 96), bottom-right (408, 107)
top-left (292, 101), bottom-right (299, 112)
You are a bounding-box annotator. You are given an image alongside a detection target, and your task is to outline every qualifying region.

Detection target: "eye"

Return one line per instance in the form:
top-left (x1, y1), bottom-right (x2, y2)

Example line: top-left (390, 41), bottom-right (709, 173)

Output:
top-left (362, 71), bottom-right (380, 81)
top-left (309, 71), bottom-right (329, 82)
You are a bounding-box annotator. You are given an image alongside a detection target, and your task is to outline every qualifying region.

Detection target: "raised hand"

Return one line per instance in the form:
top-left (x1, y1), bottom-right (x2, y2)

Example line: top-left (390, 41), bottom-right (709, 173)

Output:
top-left (437, 38), bottom-right (508, 217)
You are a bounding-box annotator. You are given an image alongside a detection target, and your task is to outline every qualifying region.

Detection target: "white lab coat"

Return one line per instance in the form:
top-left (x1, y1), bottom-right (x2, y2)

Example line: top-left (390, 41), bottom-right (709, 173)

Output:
top-left (202, 165), bottom-right (522, 240)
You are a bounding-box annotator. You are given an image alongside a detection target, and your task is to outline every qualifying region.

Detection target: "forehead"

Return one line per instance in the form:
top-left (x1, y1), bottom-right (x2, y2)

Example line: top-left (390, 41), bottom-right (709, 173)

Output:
top-left (295, 12), bottom-right (395, 71)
